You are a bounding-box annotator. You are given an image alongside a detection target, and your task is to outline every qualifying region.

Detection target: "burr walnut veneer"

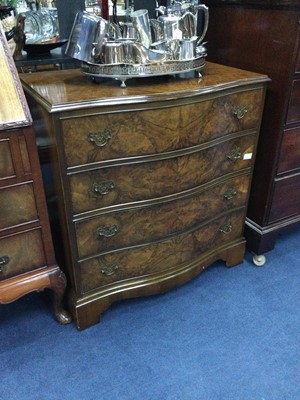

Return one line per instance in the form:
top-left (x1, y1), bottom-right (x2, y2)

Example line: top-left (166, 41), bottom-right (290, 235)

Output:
top-left (21, 62), bottom-right (268, 329)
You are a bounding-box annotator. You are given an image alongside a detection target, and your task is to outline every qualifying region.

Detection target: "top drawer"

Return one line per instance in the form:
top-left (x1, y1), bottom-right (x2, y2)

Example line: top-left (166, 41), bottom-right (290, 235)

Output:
top-left (61, 89), bottom-right (264, 168)
top-left (295, 37), bottom-right (300, 73)
top-left (0, 131), bottom-right (32, 182)
top-left (296, 49), bottom-right (300, 73)
top-left (0, 139), bottom-right (15, 180)
top-left (286, 79), bottom-right (300, 124)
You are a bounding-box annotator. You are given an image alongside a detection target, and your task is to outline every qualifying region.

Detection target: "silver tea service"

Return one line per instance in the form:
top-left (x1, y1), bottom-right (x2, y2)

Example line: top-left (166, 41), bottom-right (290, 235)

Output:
top-left (66, 1), bottom-right (209, 86)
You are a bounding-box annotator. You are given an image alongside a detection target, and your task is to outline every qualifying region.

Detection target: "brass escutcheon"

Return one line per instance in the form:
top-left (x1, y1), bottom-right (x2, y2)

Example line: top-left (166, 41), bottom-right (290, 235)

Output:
top-left (226, 147), bottom-right (242, 162)
top-left (92, 180), bottom-right (115, 196)
top-left (0, 256), bottom-right (9, 272)
top-left (223, 187), bottom-right (238, 200)
top-left (87, 128), bottom-right (112, 147)
top-left (96, 224), bottom-right (119, 239)
top-left (219, 223), bottom-right (232, 234)
top-left (101, 263), bottom-right (119, 276)
top-left (232, 106), bottom-right (248, 120)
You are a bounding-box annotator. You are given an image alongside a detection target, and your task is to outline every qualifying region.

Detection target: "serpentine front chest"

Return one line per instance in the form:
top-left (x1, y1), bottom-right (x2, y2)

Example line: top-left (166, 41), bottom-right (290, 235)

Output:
top-left (21, 62), bottom-right (268, 329)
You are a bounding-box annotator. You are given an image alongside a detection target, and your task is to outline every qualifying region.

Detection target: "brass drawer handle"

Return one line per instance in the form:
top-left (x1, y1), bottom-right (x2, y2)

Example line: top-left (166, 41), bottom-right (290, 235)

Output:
top-left (0, 256), bottom-right (10, 273)
top-left (92, 180), bottom-right (115, 196)
top-left (223, 187), bottom-right (238, 200)
top-left (232, 106), bottom-right (248, 120)
top-left (96, 224), bottom-right (119, 239)
top-left (87, 129), bottom-right (112, 147)
top-left (219, 223), bottom-right (232, 234)
top-left (101, 263), bottom-right (119, 276)
top-left (226, 147), bottom-right (242, 162)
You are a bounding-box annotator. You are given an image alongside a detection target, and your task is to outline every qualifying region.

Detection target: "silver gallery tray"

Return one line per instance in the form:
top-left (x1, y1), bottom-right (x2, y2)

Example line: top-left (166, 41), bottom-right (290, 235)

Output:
top-left (81, 54), bottom-right (206, 87)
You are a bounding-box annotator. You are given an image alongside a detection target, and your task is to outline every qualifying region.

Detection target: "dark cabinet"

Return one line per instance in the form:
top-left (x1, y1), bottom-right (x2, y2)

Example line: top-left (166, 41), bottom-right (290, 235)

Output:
top-left (205, 0), bottom-right (300, 264)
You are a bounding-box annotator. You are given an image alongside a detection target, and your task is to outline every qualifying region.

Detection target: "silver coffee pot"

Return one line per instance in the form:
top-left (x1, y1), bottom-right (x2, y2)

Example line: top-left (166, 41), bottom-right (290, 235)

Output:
top-left (154, 1), bottom-right (209, 45)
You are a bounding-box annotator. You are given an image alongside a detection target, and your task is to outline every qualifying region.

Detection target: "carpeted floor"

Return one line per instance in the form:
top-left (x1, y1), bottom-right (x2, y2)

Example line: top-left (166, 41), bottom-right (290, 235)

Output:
top-left (1, 226), bottom-right (300, 400)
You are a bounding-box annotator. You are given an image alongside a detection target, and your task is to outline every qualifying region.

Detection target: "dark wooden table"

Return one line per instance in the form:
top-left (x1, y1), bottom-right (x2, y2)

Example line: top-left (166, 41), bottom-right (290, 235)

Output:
top-left (15, 46), bottom-right (80, 72)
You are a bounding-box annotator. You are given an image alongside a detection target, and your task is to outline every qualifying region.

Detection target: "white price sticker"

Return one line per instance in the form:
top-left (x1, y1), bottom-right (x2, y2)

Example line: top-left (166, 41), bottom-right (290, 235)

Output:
top-left (243, 153), bottom-right (253, 160)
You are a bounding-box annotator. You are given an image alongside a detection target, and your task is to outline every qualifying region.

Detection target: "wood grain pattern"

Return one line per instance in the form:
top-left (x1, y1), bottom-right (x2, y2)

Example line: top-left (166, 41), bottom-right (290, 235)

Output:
top-left (18, 135), bottom-right (31, 175)
top-left (269, 175), bottom-right (300, 223)
top-left (0, 229), bottom-right (46, 280)
top-left (61, 89), bottom-right (263, 167)
top-left (286, 79), bottom-right (300, 124)
top-left (296, 50), bottom-right (300, 72)
top-left (205, 0), bottom-right (300, 255)
top-left (0, 24), bottom-right (31, 130)
top-left (79, 210), bottom-right (245, 294)
top-left (20, 63), bottom-right (267, 110)
top-left (278, 126), bottom-right (300, 174)
top-left (0, 20), bottom-right (70, 322)
top-left (0, 126), bottom-right (71, 324)
top-left (70, 135), bottom-right (255, 214)
top-left (21, 64), bottom-right (268, 329)
top-left (75, 175), bottom-right (250, 258)
top-left (0, 183), bottom-right (38, 230)
top-left (0, 139), bottom-right (15, 179)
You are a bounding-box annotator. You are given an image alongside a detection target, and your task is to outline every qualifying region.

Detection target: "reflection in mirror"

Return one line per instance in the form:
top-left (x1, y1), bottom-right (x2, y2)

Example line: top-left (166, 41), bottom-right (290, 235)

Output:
top-left (85, 1), bottom-right (126, 18)
top-left (84, 1), bottom-right (168, 20)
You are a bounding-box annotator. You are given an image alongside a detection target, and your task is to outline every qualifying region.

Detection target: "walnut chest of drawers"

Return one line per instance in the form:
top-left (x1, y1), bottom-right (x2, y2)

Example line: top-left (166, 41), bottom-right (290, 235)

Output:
top-left (21, 62), bottom-right (268, 329)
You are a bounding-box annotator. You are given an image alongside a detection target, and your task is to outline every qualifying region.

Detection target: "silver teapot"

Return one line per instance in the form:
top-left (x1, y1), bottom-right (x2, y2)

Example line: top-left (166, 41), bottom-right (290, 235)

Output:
top-left (154, 1), bottom-right (209, 45)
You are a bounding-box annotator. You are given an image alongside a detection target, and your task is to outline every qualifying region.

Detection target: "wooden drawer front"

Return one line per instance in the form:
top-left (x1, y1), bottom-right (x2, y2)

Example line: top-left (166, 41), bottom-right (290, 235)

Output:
top-left (75, 175), bottom-right (250, 258)
top-left (0, 229), bottom-right (47, 280)
top-left (286, 79), bottom-right (300, 124)
top-left (79, 209), bottom-right (245, 293)
top-left (278, 126), bottom-right (300, 174)
top-left (269, 173), bottom-right (300, 223)
top-left (70, 135), bottom-right (255, 215)
top-left (0, 139), bottom-right (14, 180)
top-left (61, 89), bottom-right (263, 167)
top-left (0, 183), bottom-right (38, 231)
top-left (296, 43), bottom-right (300, 73)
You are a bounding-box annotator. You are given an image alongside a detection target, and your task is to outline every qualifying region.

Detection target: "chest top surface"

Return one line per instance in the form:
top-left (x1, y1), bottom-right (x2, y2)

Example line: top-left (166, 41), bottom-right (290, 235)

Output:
top-left (20, 62), bottom-right (268, 113)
